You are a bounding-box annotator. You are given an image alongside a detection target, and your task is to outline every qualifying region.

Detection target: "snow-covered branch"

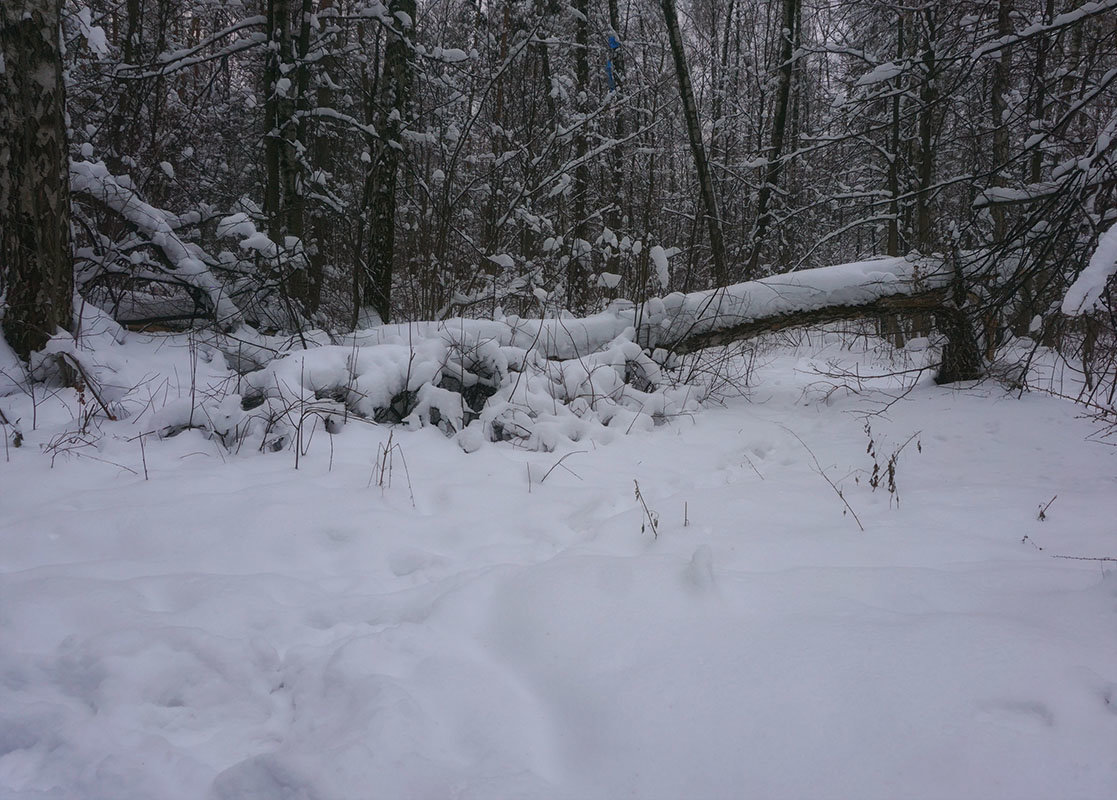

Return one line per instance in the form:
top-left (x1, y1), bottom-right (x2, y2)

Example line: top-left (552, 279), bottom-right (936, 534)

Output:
top-left (70, 160), bottom-right (242, 327)
top-left (350, 256), bottom-right (949, 359)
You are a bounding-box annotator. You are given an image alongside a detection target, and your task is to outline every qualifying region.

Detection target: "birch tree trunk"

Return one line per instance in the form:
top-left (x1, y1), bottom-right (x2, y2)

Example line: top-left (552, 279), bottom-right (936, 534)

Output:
top-left (1, 0), bottom-right (73, 359)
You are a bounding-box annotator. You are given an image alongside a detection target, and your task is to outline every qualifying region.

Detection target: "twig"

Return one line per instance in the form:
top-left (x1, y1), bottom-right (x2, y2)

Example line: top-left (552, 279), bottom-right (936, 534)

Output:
top-left (633, 479), bottom-right (660, 538)
top-left (1037, 494), bottom-right (1058, 521)
top-left (782, 425), bottom-right (864, 531)
top-left (56, 352), bottom-right (117, 420)
top-left (540, 450), bottom-right (587, 484)
top-left (139, 432), bottom-right (149, 480)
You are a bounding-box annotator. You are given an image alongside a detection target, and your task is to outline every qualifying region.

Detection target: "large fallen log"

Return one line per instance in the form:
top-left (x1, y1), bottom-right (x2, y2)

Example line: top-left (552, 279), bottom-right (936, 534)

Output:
top-left (662, 286), bottom-right (948, 355)
top-left (350, 255), bottom-right (951, 358)
top-left (194, 255), bottom-right (964, 453)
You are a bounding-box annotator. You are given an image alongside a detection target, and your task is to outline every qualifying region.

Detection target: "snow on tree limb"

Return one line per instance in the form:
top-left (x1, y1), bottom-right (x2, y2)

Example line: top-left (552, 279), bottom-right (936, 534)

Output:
top-left (70, 160), bottom-right (242, 327)
top-left (350, 256), bottom-right (948, 359)
top-left (1062, 222), bottom-right (1117, 317)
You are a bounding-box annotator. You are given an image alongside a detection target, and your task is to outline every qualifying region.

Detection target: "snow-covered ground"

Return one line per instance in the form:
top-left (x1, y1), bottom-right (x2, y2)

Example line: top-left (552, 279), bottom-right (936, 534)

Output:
top-left (2, 328), bottom-right (1116, 799)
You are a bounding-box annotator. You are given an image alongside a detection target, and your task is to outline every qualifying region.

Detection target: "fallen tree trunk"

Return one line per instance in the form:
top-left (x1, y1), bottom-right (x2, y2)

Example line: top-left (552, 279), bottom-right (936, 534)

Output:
top-left (350, 255), bottom-right (952, 359)
top-left (191, 254), bottom-right (974, 454)
top-left (666, 286), bottom-right (949, 355)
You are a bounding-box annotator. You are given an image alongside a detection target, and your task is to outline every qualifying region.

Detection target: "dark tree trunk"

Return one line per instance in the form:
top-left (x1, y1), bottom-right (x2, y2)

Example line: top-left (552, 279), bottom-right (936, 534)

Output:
top-left (264, 0), bottom-right (309, 320)
top-left (989, 0), bottom-right (1013, 243)
top-left (886, 11), bottom-right (904, 258)
top-left (1, 0), bottom-right (73, 359)
top-left (745, 0), bottom-right (798, 279)
top-left (567, 0), bottom-right (592, 314)
top-left (935, 251), bottom-right (984, 385)
top-left (1029, 0), bottom-right (1055, 186)
top-left (360, 0), bottom-right (416, 324)
top-left (605, 0), bottom-right (627, 282)
top-left (305, 0), bottom-right (335, 317)
top-left (915, 7), bottom-right (937, 253)
top-left (880, 10), bottom-right (906, 348)
top-left (661, 0), bottom-right (728, 287)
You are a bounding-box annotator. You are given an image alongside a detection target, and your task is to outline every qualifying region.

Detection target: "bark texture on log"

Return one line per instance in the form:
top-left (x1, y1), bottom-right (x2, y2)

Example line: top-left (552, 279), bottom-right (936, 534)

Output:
top-left (1, 0), bottom-right (73, 359)
top-left (667, 288), bottom-right (948, 355)
top-left (355, 256), bottom-right (954, 362)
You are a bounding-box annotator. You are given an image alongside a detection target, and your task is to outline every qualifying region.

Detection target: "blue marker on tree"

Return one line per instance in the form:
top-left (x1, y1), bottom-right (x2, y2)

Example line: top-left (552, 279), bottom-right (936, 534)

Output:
top-left (606, 34), bottom-right (621, 92)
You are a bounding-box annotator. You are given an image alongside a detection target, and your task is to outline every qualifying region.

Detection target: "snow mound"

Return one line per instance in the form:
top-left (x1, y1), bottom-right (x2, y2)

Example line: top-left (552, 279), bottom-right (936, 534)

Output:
top-left (239, 325), bottom-right (702, 452)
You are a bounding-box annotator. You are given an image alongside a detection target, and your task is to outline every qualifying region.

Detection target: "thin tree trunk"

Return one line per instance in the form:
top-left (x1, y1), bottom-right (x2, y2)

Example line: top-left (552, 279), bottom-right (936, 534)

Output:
top-left (1029, 0), bottom-right (1055, 185)
top-left (284, 0), bottom-right (318, 314)
top-left (484, 1), bottom-right (512, 257)
top-left (709, 0), bottom-right (735, 179)
top-left (915, 7), bottom-right (937, 253)
top-left (264, 0), bottom-right (302, 274)
top-left (360, 0), bottom-right (416, 324)
top-left (605, 0), bottom-right (627, 281)
top-left (886, 12), bottom-right (904, 257)
top-left (567, 0), bottom-right (592, 313)
top-left (661, 0), bottom-right (728, 286)
top-left (305, 0), bottom-right (336, 317)
top-left (883, 10), bottom-right (907, 347)
top-left (1, 0), bottom-right (73, 359)
top-left (989, 0), bottom-right (1013, 243)
top-left (745, 0), bottom-right (798, 278)
top-left (1013, 0), bottom-right (1057, 338)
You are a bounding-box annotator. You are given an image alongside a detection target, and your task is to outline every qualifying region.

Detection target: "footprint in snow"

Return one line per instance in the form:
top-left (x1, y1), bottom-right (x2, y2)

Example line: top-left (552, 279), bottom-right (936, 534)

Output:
top-left (682, 544), bottom-right (716, 595)
top-left (389, 548), bottom-right (449, 577)
top-left (976, 699), bottom-right (1054, 731)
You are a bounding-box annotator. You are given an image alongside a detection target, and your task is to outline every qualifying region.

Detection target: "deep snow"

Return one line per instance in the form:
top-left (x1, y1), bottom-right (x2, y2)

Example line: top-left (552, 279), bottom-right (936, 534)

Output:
top-left (1, 327), bottom-right (1116, 799)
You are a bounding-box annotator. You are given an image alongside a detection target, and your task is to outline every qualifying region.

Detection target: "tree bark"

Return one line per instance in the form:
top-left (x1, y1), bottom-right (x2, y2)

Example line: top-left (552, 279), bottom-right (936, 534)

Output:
top-left (745, 0), bottom-right (799, 278)
top-left (1, 0), bottom-right (74, 359)
top-left (989, 0), bottom-right (1014, 243)
top-left (360, 0), bottom-right (416, 324)
top-left (881, 10), bottom-right (906, 347)
top-left (1029, 0), bottom-right (1055, 186)
top-left (914, 7), bottom-right (937, 253)
top-left (886, 11), bottom-right (904, 258)
top-left (605, 0), bottom-right (627, 282)
top-left (304, 0), bottom-right (335, 317)
top-left (264, 0), bottom-right (310, 320)
top-left (567, 0), bottom-right (592, 313)
top-left (661, 0), bottom-right (728, 287)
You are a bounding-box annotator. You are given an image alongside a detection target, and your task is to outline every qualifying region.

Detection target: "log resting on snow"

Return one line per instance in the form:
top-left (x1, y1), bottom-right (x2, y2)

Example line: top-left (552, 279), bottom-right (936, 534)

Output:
top-left (226, 256), bottom-right (956, 450)
top-left (350, 256), bottom-right (950, 358)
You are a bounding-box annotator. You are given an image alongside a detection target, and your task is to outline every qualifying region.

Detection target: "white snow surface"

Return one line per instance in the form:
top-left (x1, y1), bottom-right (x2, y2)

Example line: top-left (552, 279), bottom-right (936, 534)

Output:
top-left (2, 329), bottom-right (1116, 799)
top-left (1063, 220), bottom-right (1117, 316)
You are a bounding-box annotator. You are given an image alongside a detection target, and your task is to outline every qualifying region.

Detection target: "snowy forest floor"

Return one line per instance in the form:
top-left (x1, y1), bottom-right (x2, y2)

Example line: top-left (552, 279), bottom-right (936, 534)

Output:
top-left (2, 328), bottom-right (1116, 799)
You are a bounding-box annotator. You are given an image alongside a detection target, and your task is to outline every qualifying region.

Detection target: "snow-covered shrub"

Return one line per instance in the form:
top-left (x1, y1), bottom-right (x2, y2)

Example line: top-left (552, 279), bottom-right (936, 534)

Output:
top-left (227, 323), bottom-right (704, 452)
